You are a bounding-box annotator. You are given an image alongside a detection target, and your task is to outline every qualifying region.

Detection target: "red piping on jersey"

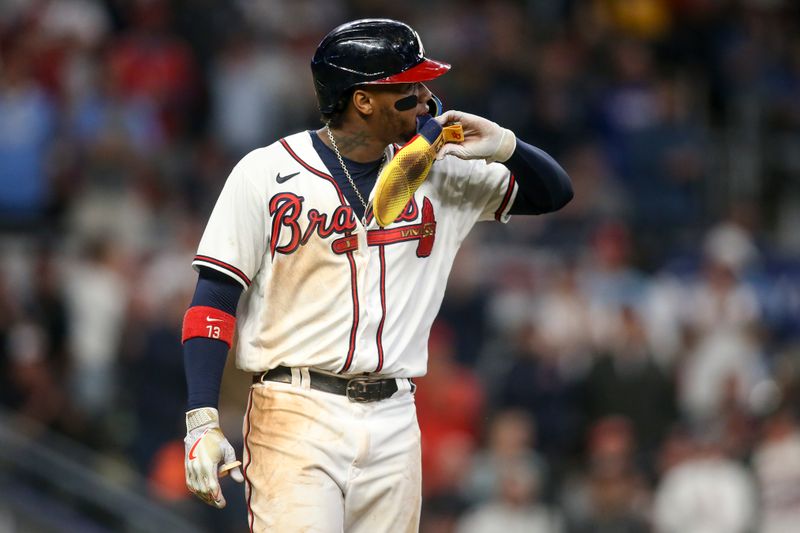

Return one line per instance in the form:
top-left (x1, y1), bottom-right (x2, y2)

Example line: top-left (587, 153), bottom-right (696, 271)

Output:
top-left (342, 251), bottom-right (360, 372)
top-left (243, 388), bottom-right (255, 533)
top-left (495, 173), bottom-right (516, 221)
top-left (279, 138), bottom-right (347, 203)
top-left (279, 139), bottom-right (343, 193)
top-left (375, 245), bottom-right (387, 372)
top-left (193, 255), bottom-right (251, 286)
top-left (279, 137), bottom-right (360, 372)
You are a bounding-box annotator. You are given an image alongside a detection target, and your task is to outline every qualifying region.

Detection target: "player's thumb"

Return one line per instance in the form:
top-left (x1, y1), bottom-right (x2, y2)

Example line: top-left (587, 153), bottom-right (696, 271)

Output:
top-left (230, 466), bottom-right (244, 483)
top-left (434, 110), bottom-right (461, 127)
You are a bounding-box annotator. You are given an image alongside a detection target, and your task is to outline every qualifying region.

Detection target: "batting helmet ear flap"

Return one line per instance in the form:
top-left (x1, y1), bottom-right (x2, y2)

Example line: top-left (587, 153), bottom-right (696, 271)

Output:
top-left (427, 94), bottom-right (443, 117)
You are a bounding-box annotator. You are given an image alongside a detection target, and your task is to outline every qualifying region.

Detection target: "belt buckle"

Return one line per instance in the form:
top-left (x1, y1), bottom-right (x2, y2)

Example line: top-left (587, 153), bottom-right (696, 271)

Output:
top-left (346, 377), bottom-right (382, 403)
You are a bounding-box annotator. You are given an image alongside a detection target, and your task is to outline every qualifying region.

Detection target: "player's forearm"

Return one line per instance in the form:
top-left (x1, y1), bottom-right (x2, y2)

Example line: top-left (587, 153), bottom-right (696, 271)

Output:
top-left (505, 138), bottom-right (573, 214)
top-left (184, 339), bottom-right (229, 409)
top-left (182, 271), bottom-right (243, 409)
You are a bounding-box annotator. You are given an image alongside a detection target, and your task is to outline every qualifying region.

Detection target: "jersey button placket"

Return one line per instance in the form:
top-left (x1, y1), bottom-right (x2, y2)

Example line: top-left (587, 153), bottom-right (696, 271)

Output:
top-left (351, 228), bottom-right (371, 369)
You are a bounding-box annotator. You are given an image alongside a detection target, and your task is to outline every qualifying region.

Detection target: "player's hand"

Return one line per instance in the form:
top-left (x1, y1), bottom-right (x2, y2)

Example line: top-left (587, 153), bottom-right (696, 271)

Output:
top-left (184, 407), bottom-right (244, 508)
top-left (434, 110), bottom-right (516, 163)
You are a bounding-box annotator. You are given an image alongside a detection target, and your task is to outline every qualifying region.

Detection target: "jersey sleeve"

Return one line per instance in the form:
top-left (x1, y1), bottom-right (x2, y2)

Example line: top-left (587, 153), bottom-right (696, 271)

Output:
top-left (441, 158), bottom-right (518, 225)
top-left (466, 160), bottom-right (519, 223)
top-left (192, 152), bottom-right (269, 289)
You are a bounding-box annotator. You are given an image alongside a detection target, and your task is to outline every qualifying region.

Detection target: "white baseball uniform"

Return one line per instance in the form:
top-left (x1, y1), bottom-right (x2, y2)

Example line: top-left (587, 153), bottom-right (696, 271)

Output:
top-left (193, 130), bottom-right (517, 531)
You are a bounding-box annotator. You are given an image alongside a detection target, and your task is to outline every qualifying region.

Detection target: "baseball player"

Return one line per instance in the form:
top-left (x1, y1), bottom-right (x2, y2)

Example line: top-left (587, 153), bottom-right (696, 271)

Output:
top-left (182, 18), bottom-right (573, 532)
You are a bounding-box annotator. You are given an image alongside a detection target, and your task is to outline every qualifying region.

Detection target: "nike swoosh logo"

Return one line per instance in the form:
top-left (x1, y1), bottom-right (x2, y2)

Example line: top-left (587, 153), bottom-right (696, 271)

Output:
top-left (188, 429), bottom-right (208, 460)
top-left (276, 171), bottom-right (300, 183)
top-left (206, 316), bottom-right (223, 323)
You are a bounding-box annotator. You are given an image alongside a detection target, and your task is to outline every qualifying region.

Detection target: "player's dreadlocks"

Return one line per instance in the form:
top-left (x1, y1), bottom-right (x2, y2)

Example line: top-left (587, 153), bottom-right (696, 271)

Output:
top-left (319, 88), bottom-right (355, 129)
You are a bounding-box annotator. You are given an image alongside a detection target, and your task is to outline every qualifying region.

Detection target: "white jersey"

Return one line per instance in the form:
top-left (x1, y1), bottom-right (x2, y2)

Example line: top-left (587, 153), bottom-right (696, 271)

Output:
top-left (193, 131), bottom-right (518, 377)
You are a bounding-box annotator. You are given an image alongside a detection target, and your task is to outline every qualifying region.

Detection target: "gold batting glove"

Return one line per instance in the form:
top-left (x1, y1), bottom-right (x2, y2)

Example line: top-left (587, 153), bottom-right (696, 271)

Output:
top-left (184, 407), bottom-right (244, 508)
top-left (434, 110), bottom-right (516, 163)
top-left (372, 118), bottom-right (463, 227)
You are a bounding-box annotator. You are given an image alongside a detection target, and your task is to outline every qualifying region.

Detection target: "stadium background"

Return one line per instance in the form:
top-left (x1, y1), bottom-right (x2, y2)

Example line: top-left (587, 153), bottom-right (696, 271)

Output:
top-left (1, 0), bottom-right (799, 532)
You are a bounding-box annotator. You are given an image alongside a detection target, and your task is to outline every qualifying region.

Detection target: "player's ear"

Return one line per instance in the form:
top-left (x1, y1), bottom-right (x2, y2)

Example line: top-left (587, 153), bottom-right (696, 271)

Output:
top-left (351, 89), bottom-right (375, 116)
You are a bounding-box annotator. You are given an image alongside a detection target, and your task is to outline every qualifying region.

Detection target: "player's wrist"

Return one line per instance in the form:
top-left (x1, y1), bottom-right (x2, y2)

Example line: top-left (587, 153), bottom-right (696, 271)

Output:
top-left (186, 406), bottom-right (220, 432)
top-left (489, 128), bottom-right (516, 163)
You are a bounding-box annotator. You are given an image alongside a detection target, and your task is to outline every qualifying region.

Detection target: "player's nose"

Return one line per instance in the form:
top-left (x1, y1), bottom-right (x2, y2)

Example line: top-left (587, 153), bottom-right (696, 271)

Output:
top-left (417, 83), bottom-right (432, 102)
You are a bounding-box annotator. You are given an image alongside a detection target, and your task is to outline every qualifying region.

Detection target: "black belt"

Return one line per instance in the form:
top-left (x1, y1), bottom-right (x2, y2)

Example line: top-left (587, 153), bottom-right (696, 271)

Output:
top-left (253, 365), bottom-right (409, 403)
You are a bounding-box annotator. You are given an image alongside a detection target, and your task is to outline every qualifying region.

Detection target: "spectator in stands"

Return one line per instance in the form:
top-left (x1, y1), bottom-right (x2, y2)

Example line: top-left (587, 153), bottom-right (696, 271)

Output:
top-left (0, 36), bottom-right (56, 226)
top-left (679, 221), bottom-right (766, 423)
top-left (498, 322), bottom-right (581, 462)
top-left (752, 408), bottom-right (800, 533)
top-left (63, 237), bottom-right (129, 422)
top-left (457, 456), bottom-right (563, 533)
top-left (464, 409), bottom-right (546, 505)
top-left (581, 305), bottom-right (677, 461)
top-left (562, 417), bottom-right (650, 533)
top-left (653, 425), bottom-right (757, 533)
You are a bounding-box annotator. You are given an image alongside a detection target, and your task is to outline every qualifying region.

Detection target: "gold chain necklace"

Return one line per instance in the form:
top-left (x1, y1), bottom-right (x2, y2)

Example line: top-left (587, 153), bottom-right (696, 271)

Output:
top-left (325, 126), bottom-right (385, 225)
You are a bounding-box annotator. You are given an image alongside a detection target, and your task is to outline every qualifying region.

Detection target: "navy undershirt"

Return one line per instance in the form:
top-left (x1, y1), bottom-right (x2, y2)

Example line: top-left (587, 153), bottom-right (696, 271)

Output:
top-left (506, 138), bottom-right (573, 215)
top-left (183, 133), bottom-right (572, 409)
top-left (183, 271), bottom-right (242, 410)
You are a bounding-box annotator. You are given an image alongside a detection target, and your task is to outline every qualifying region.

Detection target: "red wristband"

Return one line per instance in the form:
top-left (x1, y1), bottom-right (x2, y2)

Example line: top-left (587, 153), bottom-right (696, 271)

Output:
top-left (182, 306), bottom-right (236, 347)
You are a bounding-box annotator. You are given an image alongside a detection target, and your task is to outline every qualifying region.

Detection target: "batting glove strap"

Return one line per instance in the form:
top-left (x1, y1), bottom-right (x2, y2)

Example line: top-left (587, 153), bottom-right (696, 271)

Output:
top-left (490, 127), bottom-right (517, 164)
top-left (186, 406), bottom-right (219, 432)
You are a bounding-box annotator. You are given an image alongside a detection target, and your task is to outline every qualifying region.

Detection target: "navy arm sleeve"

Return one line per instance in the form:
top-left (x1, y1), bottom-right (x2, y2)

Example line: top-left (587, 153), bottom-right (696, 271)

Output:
top-left (505, 138), bottom-right (573, 215)
top-left (183, 268), bottom-right (243, 410)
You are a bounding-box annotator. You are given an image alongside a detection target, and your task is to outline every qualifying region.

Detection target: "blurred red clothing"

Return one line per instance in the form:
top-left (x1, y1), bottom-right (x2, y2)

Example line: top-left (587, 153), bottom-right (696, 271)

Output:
top-left (106, 33), bottom-right (197, 137)
top-left (149, 439), bottom-right (190, 501)
top-left (415, 322), bottom-right (485, 495)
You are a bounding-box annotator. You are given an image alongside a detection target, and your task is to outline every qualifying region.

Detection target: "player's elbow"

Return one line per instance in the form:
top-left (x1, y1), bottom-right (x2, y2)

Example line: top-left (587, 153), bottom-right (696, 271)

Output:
top-left (551, 172), bottom-right (574, 211)
top-left (540, 167), bottom-right (573, 213)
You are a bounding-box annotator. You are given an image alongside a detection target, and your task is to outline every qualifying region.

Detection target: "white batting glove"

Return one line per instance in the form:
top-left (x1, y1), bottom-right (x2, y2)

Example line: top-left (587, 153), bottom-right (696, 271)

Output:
top-left (184, 407), bottom-right (244, 508)
top-left (434, 110), bottom-right (517, 163)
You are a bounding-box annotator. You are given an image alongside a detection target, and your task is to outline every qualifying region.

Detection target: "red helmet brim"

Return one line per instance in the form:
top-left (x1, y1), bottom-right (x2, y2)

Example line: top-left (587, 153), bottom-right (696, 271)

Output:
top-left (371, 58), bottom-right (451, 84)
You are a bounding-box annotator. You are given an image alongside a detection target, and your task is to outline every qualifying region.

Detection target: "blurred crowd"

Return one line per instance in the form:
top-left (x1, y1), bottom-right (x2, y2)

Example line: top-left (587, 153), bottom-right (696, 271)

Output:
top-left (1, 0), bottom-right (799, 532)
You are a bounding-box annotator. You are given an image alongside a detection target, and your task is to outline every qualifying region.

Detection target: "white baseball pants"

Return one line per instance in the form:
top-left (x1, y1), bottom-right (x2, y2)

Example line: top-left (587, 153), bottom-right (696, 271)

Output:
top-left (242, 374), bottom-right (421, 532)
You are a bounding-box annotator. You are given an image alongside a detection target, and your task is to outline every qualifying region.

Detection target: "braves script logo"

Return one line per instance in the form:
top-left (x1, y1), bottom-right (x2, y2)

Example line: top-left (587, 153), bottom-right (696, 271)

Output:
top-left (269, 193), bottom-right (358, 257)
top-left (269, 193), bottom-right (436, 257)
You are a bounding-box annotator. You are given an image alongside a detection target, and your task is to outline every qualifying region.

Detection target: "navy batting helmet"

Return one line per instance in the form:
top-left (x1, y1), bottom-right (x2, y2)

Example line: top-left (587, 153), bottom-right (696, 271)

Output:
top-left (311, 18), bottom-right (450, 115)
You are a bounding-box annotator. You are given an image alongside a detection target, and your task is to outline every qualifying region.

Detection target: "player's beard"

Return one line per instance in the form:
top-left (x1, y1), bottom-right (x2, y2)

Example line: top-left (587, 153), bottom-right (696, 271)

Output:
top-left (399, 128), bottom-right (416, 143)
top-left (378, 106), bottom-right (417, 145)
